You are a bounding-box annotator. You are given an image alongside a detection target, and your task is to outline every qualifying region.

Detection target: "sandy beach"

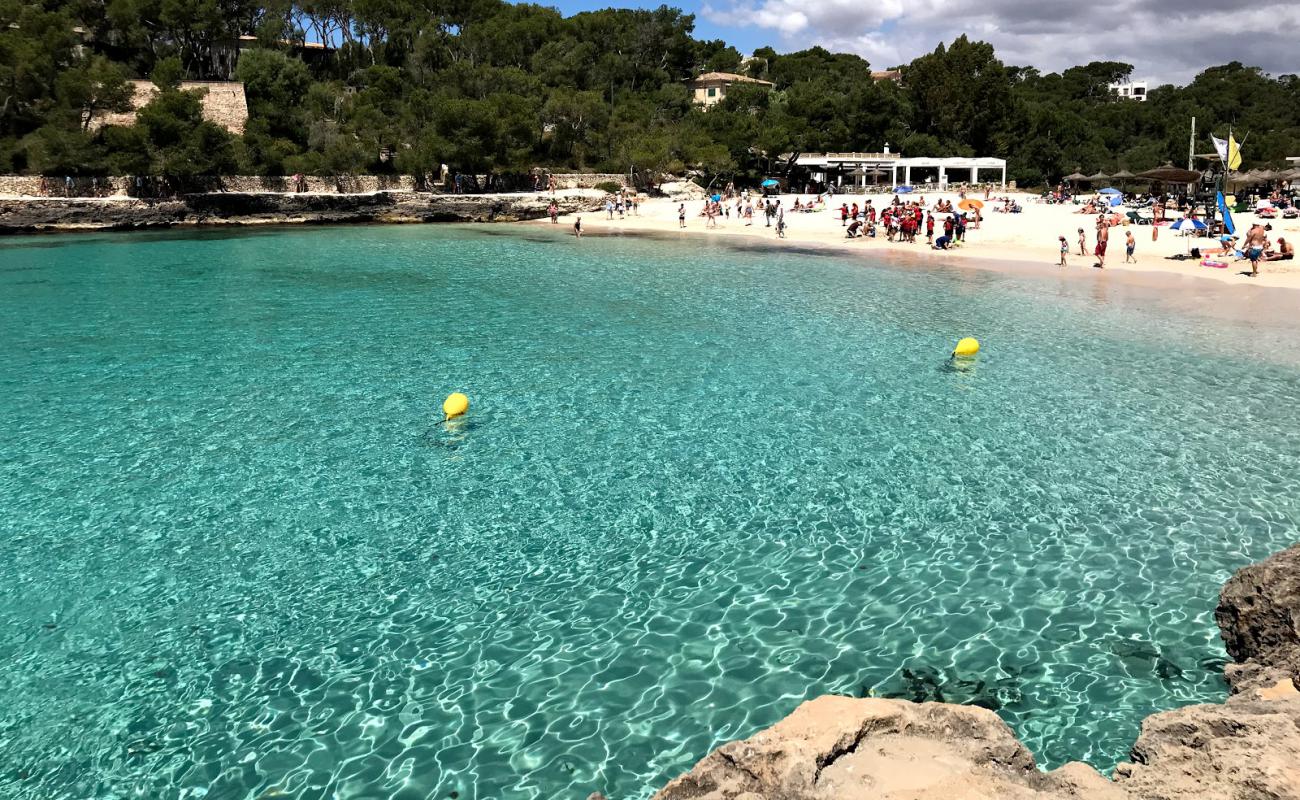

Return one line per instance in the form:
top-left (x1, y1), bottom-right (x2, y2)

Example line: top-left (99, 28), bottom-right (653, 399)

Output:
top-left (540, 191), bottom-right (1300, 292)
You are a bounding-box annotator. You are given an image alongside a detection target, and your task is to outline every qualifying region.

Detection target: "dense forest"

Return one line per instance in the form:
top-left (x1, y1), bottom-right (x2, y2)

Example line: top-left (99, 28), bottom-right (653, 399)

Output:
top-left (2, 0), bottom-right (1299, 186)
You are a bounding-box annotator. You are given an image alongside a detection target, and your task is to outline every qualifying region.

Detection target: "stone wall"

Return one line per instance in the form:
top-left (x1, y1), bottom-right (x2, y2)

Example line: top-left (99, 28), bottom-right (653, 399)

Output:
top-left (0, 173), bottom-right (622, 197)
top-left (91, 80), bottom-right (249, 135)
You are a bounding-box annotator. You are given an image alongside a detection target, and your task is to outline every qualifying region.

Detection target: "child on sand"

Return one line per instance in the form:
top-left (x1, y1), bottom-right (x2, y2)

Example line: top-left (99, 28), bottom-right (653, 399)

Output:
top-left (1125, 231), bottom-right (1136, 263)
top-left (1059, 235), bottom-right (1068, 267)
top-left (1077, 228), bottom-right (1087, 256)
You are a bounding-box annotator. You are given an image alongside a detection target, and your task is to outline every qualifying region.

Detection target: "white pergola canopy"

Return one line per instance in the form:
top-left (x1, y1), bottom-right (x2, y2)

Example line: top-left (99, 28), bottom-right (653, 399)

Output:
top-left (796, 153), bottom-right (1007, 189)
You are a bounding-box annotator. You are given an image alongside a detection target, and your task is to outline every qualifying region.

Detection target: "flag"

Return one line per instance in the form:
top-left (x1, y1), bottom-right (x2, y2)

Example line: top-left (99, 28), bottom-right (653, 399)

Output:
top-left (1226, 133), bottom-right (1242, 170)
top-left (1217, 191), bottom-right (1235, 236)
top-left (1211, 134), bottom-right (1229, 163)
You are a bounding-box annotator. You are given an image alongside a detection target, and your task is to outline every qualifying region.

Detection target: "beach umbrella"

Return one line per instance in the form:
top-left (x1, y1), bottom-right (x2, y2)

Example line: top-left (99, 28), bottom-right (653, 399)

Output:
top-left (1063, 171), bottom-right (1087, 182)
top-left (1169, 217), bottom-right (1207, 233)
top-left (1085, 172), bottom-right (1110, 183)
top-left (1281, 167), bottom-right (1300, 181)
top-left (761, 179), bottom-right (779, 188)
top-left (1098, 187), bottom-right (1122, 194)
top-left (1111, 169), bottom-right (1135, 180)
top-left (957, 199), bottom-right (984, 211)
top-left (1169, 216), bottom-right (1208, 252)
top-left (1136, 163), bottom-right (1201, 183)
top-left (711, 194), bottom-right (721, 202)
top-left (894, 185), bottom-right (914, 194)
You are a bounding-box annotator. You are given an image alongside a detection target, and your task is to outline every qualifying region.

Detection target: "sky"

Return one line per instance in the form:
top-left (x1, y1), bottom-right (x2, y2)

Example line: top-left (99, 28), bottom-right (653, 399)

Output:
top-left (537, 0), bottom-right (1300, 86)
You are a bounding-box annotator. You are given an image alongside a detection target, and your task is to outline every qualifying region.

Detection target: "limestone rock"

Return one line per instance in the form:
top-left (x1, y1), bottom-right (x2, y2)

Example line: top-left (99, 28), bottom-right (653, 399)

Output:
top-left (651, 695), bottom-right (1121, 800)
top-left (1215, 542), bottom-right (1300, 685)
top-left (0, 190), bottom-right (603, 233)
top-left (1114, 688), bottom-right (1300, 800)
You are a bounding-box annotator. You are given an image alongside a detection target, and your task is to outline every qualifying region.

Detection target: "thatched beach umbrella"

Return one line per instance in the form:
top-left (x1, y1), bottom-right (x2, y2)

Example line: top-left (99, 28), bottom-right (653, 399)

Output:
top-left (1085, 171), bottom-right (1110, 183)
top-left (1281, 167), bottom-right (1300, 181)
top-left (1136, 163), bottom-right (1201, 183)
top-left (1063, 171), bottom-right (1087, 182)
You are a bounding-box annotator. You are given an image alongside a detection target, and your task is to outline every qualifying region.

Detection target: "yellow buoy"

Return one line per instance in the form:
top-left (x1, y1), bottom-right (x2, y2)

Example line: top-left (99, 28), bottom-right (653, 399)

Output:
top-left (952, 337), bottom-right (980, 358)
top-left (442, 392), bottom-right (469, 419)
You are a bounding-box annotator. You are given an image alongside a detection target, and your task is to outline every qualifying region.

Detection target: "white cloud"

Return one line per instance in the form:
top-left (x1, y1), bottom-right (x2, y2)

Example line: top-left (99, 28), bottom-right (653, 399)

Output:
top-left (701, 0), bottom-right (1300, 84)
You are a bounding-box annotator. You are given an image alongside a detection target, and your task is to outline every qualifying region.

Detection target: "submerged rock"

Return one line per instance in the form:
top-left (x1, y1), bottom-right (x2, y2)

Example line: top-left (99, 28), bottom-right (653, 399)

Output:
top-left (652, 543), bottom-right (1300, 800)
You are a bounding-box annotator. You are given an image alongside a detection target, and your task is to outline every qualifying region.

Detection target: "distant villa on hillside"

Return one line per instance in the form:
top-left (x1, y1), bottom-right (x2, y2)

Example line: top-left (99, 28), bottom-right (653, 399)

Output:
top-left (871, 70), bottom-right (903, 83)
top-left (686, 72), bottom-right (774, 107)
top-left (1109, 80), bottom-right (1148, 101)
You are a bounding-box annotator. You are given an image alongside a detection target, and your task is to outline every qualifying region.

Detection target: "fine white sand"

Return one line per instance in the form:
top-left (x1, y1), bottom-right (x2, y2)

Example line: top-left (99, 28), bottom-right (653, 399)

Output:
top-left (539, 191), bottom-right (1300, 292)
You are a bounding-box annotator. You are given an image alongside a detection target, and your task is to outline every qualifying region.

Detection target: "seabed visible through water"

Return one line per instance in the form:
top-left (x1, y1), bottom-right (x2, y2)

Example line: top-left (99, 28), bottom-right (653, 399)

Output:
top-left (2, 224), bottom-right (1298, 799)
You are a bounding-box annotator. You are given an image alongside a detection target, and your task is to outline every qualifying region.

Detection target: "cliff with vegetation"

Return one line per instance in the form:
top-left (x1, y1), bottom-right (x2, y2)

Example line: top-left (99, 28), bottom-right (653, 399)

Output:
top-left (3, 0), bottom-right (1300, 187)
top-left (652, 544), bottom-right (1300, 800)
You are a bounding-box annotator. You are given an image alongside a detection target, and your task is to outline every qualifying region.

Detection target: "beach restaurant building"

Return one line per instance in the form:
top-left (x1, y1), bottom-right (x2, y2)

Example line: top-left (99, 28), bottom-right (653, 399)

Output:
top-left (795, 151), bottom-right (1008, 190)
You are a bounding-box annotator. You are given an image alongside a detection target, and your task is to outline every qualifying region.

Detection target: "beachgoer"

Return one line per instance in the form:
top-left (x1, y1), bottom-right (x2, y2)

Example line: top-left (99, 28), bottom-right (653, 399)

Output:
top-left (548, 202), bottom-right (558, 223)
top-left (1264, 237), bottom-right (1293, 261)
top-left (1078, 228), bottom-right (1087, 256)
top-left (573, 217), bottom-right (582, 238)
top-left (925, 213), bottom-right (935, 244)
top-left (1059, 235), bottom-right (1068, 267)
top-left (846, 219), bottom-right (862, 238)
top-left (1125, 230), bottom-right (1136, 263)
top-left (1243, 223), bottom-right (1267, 275)
top-left (678, 203), bottom-right (686, 229)
top-left (933, 234), bottom-right (951, 250)
top-left (1094, 220), bottom-right (1109, 268)
top-left (606, 198), bottom-right (614, 219)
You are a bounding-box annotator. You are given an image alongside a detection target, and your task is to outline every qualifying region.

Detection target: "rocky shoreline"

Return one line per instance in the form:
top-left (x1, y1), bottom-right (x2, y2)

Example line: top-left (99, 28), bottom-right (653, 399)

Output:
top-left (650, 544), bottom-right (1300, 800)
top-left (0, 189), bottom-right (604, 234)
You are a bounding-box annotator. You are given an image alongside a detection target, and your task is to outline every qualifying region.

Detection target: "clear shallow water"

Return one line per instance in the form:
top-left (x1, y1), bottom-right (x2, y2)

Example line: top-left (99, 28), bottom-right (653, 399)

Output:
top-left (2, 225), bottom-right (1298, 800)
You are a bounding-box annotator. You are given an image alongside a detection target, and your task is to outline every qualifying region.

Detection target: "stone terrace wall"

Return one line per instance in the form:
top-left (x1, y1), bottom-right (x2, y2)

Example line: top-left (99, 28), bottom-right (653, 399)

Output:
top-left (91, 80), bottom-right (249, 135)
top-left (551, 173), bottom-right (628, 189)
top-left (0, 173), bottom-right (625, 197)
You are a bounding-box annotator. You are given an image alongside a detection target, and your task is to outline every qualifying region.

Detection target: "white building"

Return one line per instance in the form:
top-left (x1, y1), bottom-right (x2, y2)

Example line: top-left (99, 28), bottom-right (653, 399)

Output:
top-left (795, 152), bottom-right (1007, 190)
top-left (1109, 80), bottom-right (1148, 101)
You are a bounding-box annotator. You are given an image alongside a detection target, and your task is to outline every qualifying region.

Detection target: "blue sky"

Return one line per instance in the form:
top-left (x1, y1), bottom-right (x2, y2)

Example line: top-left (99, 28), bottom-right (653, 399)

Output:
top-left (527, 0), bottom-right (1300, 86)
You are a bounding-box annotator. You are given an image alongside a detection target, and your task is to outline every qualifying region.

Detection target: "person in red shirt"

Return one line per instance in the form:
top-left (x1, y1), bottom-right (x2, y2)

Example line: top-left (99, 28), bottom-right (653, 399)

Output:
top-left (840, 204), bottom-right (849, 226)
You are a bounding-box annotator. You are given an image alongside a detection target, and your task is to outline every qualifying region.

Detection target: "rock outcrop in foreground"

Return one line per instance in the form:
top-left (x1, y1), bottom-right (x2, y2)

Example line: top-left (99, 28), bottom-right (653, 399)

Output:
top-left (0, 190), bottom-right (603, 233)
top-left (653, 544), bottom-right (1300, 800)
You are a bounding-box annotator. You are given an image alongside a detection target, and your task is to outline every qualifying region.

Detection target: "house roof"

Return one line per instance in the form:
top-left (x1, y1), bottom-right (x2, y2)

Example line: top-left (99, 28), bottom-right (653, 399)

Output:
top-left (687, 72), bottom-right (775, 87)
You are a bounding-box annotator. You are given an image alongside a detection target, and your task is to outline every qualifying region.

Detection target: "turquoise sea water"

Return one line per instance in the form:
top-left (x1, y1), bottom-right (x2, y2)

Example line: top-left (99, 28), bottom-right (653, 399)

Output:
top-left (2, 225), bottom-right (1299, 800)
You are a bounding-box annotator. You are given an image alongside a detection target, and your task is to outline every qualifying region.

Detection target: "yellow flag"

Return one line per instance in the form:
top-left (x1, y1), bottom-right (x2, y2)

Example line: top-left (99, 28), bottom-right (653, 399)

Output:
top-left (1227, 134), bottom-right (1242, 170)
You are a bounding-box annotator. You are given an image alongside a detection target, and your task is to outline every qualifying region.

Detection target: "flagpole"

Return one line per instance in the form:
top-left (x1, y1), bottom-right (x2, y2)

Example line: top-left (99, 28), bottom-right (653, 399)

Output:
top-left (1188, 117), bottom-right (1195, 171)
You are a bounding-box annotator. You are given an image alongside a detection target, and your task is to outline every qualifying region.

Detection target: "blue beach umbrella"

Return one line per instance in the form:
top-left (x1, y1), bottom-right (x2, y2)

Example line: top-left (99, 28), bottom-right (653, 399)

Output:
top-left (1169, 217), bottom-right (1208, 253)
top-left (761, 179), bottom-right (779, 188)
top-left (1168, 217), bottom-right (1207, 233)
top-left (711, 194), bottom-right (721, 202)
top-left (894, 185), bottom-right (914, 194)
top-left (1098, 187), bottom-right (1122, 194)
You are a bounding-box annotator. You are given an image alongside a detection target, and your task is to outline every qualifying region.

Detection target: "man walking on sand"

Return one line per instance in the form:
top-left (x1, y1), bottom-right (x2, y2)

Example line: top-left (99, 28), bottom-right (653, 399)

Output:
top-left (1243, 223), bottom-right (1267, 276)
top-left (678, 203), bottom-right (686, 228)
top-left (1094, 220), bottom-right (1109, 268)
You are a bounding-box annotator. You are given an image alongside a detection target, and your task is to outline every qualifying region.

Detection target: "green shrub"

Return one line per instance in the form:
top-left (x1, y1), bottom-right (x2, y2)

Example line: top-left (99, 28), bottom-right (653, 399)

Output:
top-left (594, 180), bottom-right (622, 194)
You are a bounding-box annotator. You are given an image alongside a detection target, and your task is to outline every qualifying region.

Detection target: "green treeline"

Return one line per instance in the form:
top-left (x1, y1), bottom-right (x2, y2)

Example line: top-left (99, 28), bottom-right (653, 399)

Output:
top-left (2, 0), bottom-right (1299, 185)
